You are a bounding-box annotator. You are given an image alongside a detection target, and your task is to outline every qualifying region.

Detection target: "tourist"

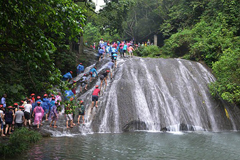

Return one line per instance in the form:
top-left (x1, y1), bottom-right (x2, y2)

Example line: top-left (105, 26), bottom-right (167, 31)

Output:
top-left (4, 106), bottom-right (14, 134)
top-left (24, 99), bottom-right (32, 127)
top-left (50, 96), bottom-right (55, 112)
top-left (49, 101), bottom-right (58, 128)
top-left (33, 101), bottom-right (44, 129)
top-left (123, 42), bottom-right (128, 57)
top-left (119, 41), bottom-right (124, 57)
top-left (32, 96), bottom-right (42, 116)
top-left (128, 45), bottom-right (134, 58)
top-left (42, 94), bottom-right (51, 121)
top-left (78, 100), bottom-right (85, 125)
top-left (30, 93), bottom-right (35, 104)
top-left (77, 63), bottom-right (84, 75)
top-left (89, 66), bottom-right (98, 82)
top-left (91, 85), bottom-right (101, 113)
top-left (80, 74), bottom-right (88, 92)
top-left (98, 47), bottom-right (105, 61)
top-left (100, 69), bottom-right (110, 91)
top-left (0, 104), bottom-right (5, 136)
top-left (107, 60), bottom-right (115, 79)
top-left (14, 106), bottom-right (25, 128)
top-left (62, 71), bottom-right (73, 82)
top-left (65, 101), bottom-right (73, 128)
top-left (1, 94), bottom-right (7, 109)
top-left (71, 81), bottom-right (77, 95)
top-left (112, 52), bottom-right (118, 68)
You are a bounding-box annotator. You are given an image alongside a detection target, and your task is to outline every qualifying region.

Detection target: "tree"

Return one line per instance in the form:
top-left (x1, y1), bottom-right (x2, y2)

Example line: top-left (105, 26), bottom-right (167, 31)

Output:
top-left (0, 0), bottom-right (85, 103)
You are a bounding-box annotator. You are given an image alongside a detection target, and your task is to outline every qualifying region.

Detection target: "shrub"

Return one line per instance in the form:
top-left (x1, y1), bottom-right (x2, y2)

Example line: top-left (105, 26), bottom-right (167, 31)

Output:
top-left (0, 128), bottom-right (41, 158)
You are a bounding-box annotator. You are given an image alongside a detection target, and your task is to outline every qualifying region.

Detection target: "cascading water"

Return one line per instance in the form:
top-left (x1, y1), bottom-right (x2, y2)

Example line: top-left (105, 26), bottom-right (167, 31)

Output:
top-left (87, 57), bottom-right (240, 133)
top-left (44, 57), bottom-right (240, 135)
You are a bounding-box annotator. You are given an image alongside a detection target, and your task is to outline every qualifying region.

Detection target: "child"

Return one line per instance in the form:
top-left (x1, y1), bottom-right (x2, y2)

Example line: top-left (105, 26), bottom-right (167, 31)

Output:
top-left (77, 101), bottom-right (85, 125)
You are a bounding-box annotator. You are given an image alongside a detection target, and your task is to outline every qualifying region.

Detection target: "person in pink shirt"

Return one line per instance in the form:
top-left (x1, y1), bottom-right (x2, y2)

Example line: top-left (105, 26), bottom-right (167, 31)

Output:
top-left (90, 85), bottom-right (101, 113)
top-left (128, 45), bottom-right (134, 58)
top-left (33, 101), bottom-right (44, 128)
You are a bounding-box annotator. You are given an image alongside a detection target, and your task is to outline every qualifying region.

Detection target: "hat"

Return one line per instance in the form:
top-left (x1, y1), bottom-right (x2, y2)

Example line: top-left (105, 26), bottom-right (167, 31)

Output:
top-left (52, 97), bottom-right (55, 100)
top-left (80, 100), bottom-right (83, 104)
top-left (37, 96), bottom-right (41, 99)
top-left (14, 103), bottom-right (18, 106)
top-left (31, 93), bottom-right (35, 96)
top-left (96, 85), bottom-right (99, 88)
top-left (19, 106), bottom-right (24, 109)
top-left (55, 101), bottom-right (58, 105)
top-left (0, 104), bottom-right (3, 108)
top-left (80, 63), bottom-right (82, 65)
top-left (8, 106), bottom-right (13, 109)
top-left (73, 80), bottom-right (76, 83)
top-left (70, 71), bottom-right (73, 74)
top-left (106, 70), bottom-right (110, 73)
top-left (37, 101), bottom-right (41, 104)
top-left (44, 94), bottom-right (48, 97)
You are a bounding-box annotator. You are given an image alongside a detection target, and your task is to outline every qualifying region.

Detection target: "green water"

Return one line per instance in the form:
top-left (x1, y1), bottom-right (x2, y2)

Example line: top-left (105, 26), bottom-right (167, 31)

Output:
top-left (18, 132), bottom-right (240, 160)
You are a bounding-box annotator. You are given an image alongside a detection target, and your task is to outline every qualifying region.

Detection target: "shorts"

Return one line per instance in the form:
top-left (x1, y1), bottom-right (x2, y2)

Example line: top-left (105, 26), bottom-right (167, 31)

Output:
top-left (44, 108), bottom-right (49, 114)
top-left (1, 122), bottom-right (3, 130)
top-left (24, 111), bottom-right (31, 120)
top-left (81, 81), bottom-right (87, 87)
top-left (6, 120), bottom-right (12, 125)
top-left (92, 95), bottom-right (98, 102)
top-left (66, 114), bottom-right (73, 121)
top-left (100, 75), bottom-right (104, 80)
top-left (16, 123), bottom-right (23, 128)
top-left (79, 112), bottom-right (84, 116)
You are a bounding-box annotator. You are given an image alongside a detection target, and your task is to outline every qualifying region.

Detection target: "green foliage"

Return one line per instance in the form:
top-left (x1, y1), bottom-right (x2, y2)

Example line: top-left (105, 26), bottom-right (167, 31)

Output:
top-left (0, 128), bottom-right (41, 158)
top-left (135, 45), bottom-right (161, 57)
top-left (210, 49), bottom-right (240, 105)
top-left (0, 0), bottom-right (85, 104)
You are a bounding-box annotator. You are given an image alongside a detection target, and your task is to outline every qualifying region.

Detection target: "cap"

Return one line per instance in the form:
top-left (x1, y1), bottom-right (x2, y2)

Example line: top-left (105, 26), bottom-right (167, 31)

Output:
top-left (44, 94), bottom-right (48, 97)
top-left (96, 85), bottom-right (99, 88)
top-left (19, 106), bottom-right (24, 109)
top-left (80, 63), bottom-right (82, 65)
top-left (37, 96), bottom-right (41, 99)
top-left (37, 101), bottom-right (41, 104)
top-left (8, 106), bottom-right (13, 109)
top-left (73, 80), bottom-right (76, 83)
top-left (80, 100), bottom-right (83, 103)
top-left (70, 71), bottom-right (73, 74)
top-left (0, 104), bottom-right (3, 108)
top-left (52, 97), bottom-right (55, 100)
top-left (55, 101), bottom-right (58, 105)
top-left (106, 70), bottom-right (110, 73)
top-left (31, 93), bottom-right (35, 96)
top-left (14, 103), bottom-right (18, 106)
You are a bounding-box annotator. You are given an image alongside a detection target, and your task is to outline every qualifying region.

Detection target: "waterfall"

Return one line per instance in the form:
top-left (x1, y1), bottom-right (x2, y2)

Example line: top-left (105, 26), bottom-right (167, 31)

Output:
top-left (62, 57), bottom-right (240, 134)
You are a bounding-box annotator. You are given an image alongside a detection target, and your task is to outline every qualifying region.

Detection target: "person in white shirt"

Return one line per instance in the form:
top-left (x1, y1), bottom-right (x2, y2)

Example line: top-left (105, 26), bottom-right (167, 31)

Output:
top-left (24, 100), bottom-right (32, 127)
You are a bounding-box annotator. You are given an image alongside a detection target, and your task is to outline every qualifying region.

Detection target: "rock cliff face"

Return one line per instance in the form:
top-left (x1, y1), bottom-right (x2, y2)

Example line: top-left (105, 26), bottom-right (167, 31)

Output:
top-left (42, 57), bottom-right (240, 135)
top-left (85, 57), bottom-right (240, 133)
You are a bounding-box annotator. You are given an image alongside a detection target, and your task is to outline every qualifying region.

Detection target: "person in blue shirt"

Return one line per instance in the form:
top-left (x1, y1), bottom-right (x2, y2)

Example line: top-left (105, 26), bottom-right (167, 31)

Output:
top-left (1, 94), bottom-right (7, 109)
top-left (112, 52), bottom-right (118, 68)
top-left (123, 43), bottom-right (128, 57)
top-left (77, 63), bottom-right (84, 75)
top-left (64, 88), bottom-right (75, 101)
top-left (62, 71), bottom-right (73, 82)
top-left (89, 66), bottom-right (98, 82)
top-left (42, 94), bottom-right (51, 121)
top-left (98, 47), bottom-right (105, 61)
top-left (50, 97), bottom-right (56, 112)
top-left (111, 47), bottom-right (117, 61)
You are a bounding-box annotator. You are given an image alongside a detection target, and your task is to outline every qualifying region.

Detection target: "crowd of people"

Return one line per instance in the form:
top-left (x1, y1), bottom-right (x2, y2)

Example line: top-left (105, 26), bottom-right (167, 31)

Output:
top-left (0, 38), bottom-right (147, 136)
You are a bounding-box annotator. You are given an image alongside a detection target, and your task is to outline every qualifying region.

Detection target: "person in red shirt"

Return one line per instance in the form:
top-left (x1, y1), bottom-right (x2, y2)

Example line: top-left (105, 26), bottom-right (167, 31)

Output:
top-left (91, 85), bottom-right (101, 113)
